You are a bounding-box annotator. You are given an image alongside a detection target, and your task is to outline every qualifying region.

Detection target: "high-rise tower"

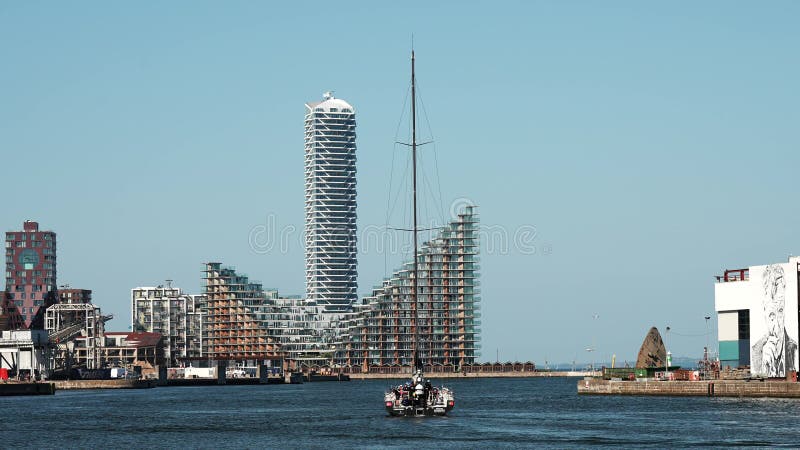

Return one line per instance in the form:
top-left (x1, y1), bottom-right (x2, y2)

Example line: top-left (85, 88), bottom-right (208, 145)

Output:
top-left (5, 221), bottom-right (57, 328)
top-left (304, 92), bottom-right (357, 313)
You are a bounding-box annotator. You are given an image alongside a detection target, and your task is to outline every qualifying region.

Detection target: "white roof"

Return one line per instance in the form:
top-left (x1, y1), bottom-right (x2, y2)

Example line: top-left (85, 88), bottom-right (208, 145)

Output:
top-left (306, 93), bottom-right (354, 113)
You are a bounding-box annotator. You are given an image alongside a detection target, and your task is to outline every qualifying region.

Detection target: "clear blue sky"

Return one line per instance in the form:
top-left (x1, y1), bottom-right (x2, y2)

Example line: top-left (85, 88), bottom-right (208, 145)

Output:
top-left (2, 1), bottom-right (799, 365)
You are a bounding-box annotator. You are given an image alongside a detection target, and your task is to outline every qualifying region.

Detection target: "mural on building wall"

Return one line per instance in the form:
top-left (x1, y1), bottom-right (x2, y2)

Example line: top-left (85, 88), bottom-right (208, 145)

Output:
top-left (751, 264), bottom-right (798, 377)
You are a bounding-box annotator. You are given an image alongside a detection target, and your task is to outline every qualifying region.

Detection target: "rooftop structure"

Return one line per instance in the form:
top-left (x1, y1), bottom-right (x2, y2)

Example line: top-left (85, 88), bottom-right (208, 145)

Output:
top-left (304, 93), bottom-right (358, 313)
top-left (58, 288), bottom-right (92, 305)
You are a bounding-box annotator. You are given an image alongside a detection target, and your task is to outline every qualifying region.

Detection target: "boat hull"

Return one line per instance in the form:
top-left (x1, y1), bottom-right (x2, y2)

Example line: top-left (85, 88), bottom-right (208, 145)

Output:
top-left (386, 404), bottom-right (452, 417)
top-left (384, 384), bottom-right (455, 417)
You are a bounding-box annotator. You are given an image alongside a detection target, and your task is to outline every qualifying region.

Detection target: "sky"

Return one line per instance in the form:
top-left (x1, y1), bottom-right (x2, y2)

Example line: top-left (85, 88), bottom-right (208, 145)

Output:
top-left (1, 1), bottom-right (799, 366)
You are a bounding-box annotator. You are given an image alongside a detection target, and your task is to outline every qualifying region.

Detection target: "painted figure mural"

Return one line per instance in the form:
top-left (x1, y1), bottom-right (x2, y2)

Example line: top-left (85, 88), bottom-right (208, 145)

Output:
top-left (751, 264), bottom-right (798, 377)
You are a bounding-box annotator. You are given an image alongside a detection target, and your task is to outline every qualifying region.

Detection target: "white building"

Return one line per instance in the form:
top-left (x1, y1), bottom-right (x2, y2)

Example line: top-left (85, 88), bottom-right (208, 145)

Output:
top-left (0, 330), bottom-right (49, 379)
top-left (131, 285), bottom-right (205, 365)
top-left (715, 256), bottom-right (800, 376)
top-left (304, 92), bottom-right (358, 313)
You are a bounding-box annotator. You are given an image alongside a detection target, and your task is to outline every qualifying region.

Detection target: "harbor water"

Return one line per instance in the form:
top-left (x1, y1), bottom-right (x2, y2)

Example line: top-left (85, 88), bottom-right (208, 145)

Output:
top-left (4, 377), bottom-right (800, 448)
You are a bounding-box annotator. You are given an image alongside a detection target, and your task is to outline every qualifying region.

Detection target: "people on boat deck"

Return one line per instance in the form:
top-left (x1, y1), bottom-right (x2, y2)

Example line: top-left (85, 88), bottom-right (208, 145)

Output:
top-left (389, 371), bottom-right (444, 410)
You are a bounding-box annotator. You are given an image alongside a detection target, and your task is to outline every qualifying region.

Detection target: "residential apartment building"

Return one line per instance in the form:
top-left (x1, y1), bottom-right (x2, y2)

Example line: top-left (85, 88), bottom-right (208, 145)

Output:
top-left (4, 221), bottom-right (57, 328)
top-left (304, 93), bottom-right (358, 313)
top-left (131, 284), bottom-right (204, 365)
top-left (203, 263), bottom-right (281, 362)
top-left (338, 206), bottom-right (482, 370)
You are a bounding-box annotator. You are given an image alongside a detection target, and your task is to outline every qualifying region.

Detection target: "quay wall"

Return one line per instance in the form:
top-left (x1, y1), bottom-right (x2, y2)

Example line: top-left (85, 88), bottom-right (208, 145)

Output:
top-left (578, 378), bottom-right (800, 398)
top-left (0, 382), bottom-right (55, 396)
top-left (54, 379), bottom-right (157, 390)
top-left (350, 371), bottom-right (595, 380)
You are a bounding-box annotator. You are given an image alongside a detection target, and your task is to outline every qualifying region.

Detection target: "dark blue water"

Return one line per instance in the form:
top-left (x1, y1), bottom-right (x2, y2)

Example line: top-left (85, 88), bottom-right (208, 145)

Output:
top-left (4, 377), bottom-right (800, 448)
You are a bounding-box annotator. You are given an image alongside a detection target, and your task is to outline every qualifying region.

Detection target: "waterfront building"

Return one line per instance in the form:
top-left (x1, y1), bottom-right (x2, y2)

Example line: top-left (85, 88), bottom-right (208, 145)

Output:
top-left (84, 331), bottom-right (164, 377)
top-left (0, 292), bottom-right (24, 330)
top-left (0, 330), bottom-right (49, 378)
top-left (255, 297), bottom-right (352, 369)
top-left (4, 221), bottom-right (57, 328)
top-left (715, 256), bottom-right (800, 376)
top-left (338, 206), bottom-right (482, 370)
top-left (304, 92), bottom-right (358, 313)
top-left (202, 263), bottom-right (281, 362)
top-left (131, 284), bottom-right (205, 365)
top-left (58, 288), bottom-right (92, 304)
top-left (45, 302), bottom-right (108, 370)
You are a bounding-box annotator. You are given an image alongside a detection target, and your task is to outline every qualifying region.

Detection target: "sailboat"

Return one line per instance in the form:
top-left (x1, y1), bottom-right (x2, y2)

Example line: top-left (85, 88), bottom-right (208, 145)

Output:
top-left (384, 50), bottom-right (456, 417)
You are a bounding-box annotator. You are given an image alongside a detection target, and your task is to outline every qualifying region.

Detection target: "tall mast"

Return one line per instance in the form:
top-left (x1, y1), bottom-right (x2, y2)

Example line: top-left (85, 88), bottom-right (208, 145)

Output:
top-left (411, 50), bottom-right (421, 371)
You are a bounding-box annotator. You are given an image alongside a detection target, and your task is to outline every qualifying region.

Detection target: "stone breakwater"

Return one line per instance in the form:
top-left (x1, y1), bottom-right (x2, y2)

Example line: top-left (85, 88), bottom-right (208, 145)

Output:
top-left (578, 378), bottom-right (800, 398)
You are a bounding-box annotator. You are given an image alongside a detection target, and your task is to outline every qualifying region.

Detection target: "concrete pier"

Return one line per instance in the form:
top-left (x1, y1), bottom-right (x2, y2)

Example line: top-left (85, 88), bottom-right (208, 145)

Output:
top-left (0, 382), bottom-right (55, 396)
top-left (53, 379), bottom-right (156, 390)
top-left (578, 378), bottom-right (800, 398)
top-left (350, 371), bottom-right (595, 380)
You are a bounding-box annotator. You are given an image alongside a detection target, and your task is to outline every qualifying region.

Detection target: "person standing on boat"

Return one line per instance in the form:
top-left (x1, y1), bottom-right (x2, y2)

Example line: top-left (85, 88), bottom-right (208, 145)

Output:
top-left (415, 381), bottom-right (425, 407)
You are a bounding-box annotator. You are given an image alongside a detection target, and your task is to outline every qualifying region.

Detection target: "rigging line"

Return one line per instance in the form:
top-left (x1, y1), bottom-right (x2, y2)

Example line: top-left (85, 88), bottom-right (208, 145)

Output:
top-left (416, 81), bottom-right (447, 225)
top-left (385, 84), bottom-right (412, 278)
top-left (420, 156), bottom-right (442, 230)
top-left (667, 330), bottom-right (714, 337)
top-left (387, 151), bottom-right (412, 230)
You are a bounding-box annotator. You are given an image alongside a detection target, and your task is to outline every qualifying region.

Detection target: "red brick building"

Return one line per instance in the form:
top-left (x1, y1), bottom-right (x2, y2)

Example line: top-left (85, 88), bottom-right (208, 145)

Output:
top-left (4, 221), bottom-right (57, 328)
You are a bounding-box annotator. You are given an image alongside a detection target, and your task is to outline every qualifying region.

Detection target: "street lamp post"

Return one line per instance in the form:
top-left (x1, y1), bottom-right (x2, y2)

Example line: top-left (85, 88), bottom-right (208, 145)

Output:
top-left (704, 316), bottom-right (711, 379)
top-left (592, 313), bottom-right (599, 373)
top-left (665, 326), bottom-right (671, 380)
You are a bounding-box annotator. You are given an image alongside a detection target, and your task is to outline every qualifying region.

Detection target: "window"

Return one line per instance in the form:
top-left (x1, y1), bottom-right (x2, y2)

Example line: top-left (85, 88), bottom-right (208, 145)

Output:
top-left (738, 309), bottom-right (750, 339)
top-left (6, 234), bottom-right (13, 241)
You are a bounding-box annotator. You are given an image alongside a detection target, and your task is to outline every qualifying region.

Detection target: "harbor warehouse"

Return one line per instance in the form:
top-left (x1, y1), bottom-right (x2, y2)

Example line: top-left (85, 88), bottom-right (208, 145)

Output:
top-left (715, 256), bottom-right (800, 377)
